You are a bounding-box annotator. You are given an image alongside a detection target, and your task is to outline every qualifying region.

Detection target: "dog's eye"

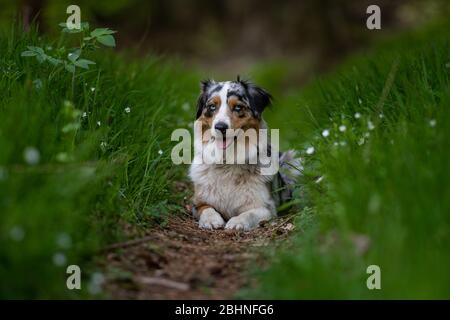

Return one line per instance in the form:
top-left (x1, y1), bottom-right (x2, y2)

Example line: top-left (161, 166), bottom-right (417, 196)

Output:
top-left (207, 104), bottom-right (216, 111)
top-left (234, 105), bottom-right (243, 112)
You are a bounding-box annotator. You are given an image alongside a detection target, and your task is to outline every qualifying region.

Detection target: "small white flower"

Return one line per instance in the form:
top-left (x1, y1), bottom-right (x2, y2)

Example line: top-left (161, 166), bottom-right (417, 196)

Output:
top-left (429, 119), bottom-right (436, 127)
top-left (158, 149), bottom-right (163, 155)
top-left (368, 194), bottom-right (381, 214)
top-left (9, 226), bottom-right (25, 241)
top-left (339, 125), bottom-right (346, 132)
top-left (91, 272), bottom-right (105, 285)
top-left (379, 113), bottom-right (384, 119)
top-left (100, 142), bottom-right (107, 151)
top-left (56, 152), bottom-right (71, 163)
top-left (82, 112), bottom-right (87, 118)
top-left (181, 103), bottom-right (190, 111)
top-left (358, 98), bottom-right (362, 105)
top-left (97, 121), bottom-right (101, 127)
top-left (368, 121), bottom-right (375, 130)
top-left (364, 132), bottom-right (370, 138)
top-left (354, 112), bottom-right (361, 119)
top-left (322, 129), bottom-right (330, 137)
top-left (56, 233), bottom-right (72, 249)
top-left (52, 252), bottom-right (67, 266)
top-left (358, 137), bottom-right (365, 146)
top-left (23, 147), bottom-right (40, 165)
top-left (306, 146), bottom-right (315, 155)
top-left (88, 272), bottom-right (105, 295)
top-left (124, 107), bottom-right (131, 113)
top-left (90, 87), bottom-right (96, 92)
top-left (33, 79), bottom-right (42, 90)
top-left (88, 283), bottom-right (102, 295)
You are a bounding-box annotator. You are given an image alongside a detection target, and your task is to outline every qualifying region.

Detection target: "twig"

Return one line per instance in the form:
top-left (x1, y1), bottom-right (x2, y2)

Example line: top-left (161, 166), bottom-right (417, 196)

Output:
top-left (135, 276), bottom-right (189, 291)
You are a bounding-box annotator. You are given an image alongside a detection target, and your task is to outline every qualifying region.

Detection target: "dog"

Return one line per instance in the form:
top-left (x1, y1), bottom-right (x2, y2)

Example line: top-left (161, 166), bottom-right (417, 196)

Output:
top-left (189, 78), bottom-right (300, 231)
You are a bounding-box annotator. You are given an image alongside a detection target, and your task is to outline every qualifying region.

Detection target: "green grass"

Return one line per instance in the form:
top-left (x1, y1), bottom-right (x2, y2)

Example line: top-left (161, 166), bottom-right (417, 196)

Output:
top-left (245, 22), bottom-right (450, 299)
top-left (0, 24), bottom-right (197, 298)
top-left (1, 18), bottom-right (449, 299)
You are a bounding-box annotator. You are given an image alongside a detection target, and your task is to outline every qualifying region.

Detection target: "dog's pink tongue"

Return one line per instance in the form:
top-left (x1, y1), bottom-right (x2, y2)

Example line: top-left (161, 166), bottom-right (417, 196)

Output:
top-left (217, 137), bottom-right (233, 150)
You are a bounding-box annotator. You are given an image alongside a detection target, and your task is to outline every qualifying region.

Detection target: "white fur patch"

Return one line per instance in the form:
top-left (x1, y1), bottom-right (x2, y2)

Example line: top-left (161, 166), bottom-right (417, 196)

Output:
top-left (225, 207), bottom-right (272, 231)
top-left (211, 82), bottom-right (232, 135)
top-left (198, 208), bottom-right (225, 230)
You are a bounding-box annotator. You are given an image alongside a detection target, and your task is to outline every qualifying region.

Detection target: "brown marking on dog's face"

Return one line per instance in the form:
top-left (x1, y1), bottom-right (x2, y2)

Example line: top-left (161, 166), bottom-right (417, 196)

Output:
top-left (227, 95), bottom-right (261, 156)
top-left (198, 115), bottom-right (212, 143)
top-left (198, 95), bottom-right (223, 142)
top-left (227, 95), bottom-right (261, 131)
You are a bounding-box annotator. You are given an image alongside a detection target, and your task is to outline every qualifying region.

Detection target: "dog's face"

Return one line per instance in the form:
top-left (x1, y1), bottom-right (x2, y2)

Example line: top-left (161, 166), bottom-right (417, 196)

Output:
top-left (196, 79), bottom-right (272, 150)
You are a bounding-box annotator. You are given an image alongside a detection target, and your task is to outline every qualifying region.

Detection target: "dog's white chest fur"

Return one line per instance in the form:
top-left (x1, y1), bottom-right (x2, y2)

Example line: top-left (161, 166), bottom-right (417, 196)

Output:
top-left (189, 163), bottom-right (275, 220)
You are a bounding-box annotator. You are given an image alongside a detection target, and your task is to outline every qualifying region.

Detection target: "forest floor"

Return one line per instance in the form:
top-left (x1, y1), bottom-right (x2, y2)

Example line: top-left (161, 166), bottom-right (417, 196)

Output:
top-left (102, 207), bottom-right (296, 299)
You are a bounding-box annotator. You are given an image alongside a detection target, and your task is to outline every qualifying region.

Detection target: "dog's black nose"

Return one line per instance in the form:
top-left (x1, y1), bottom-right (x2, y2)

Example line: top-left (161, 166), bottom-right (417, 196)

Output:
top-left (214, 122), bottom-right (229, 135)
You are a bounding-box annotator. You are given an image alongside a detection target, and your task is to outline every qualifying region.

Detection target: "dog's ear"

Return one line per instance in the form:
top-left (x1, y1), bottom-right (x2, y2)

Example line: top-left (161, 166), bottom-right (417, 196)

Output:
top-left (196, 79), bottom-right (214, 119)
top-left (242, 80), bottom-right (272, 116)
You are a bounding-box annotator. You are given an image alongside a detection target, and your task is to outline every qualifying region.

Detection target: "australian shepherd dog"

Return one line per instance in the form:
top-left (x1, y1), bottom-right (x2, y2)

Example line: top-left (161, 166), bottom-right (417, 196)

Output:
top-left (189, 77), bottom-right (300, 231)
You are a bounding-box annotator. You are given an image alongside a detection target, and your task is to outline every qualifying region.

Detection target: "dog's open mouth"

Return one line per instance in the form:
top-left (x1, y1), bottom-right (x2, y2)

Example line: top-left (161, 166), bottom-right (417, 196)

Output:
top-left (216, 136), bottom-right (235, 150)
top-left (214, 135), bottom-right (240, 150)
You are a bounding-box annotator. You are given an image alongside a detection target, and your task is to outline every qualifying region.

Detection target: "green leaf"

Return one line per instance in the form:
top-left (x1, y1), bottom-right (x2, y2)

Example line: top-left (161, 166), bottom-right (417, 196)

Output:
top-left (74, 59), bottom-right (96, 69)
top-left (21, 51), bottom-right (37, 57)
top-left (65, 62), bottom-right (75, 73)
top-left (96, 35), bottom-right (116, 47)
top-left (27, 46), bottom-right (44, 54)
top-left (67, 49), bottom-right (81, 62)
top-left (47, 56), bottom-right (63, 66)
top-left (90, 28), bottom-right (116, 37)
top-left (36, 55), bottom-right (45, 63)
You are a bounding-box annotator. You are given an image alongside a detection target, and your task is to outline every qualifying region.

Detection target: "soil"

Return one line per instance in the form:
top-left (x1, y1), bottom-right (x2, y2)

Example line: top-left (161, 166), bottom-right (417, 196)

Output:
top-left (102, 209), bottom-right (295, 299)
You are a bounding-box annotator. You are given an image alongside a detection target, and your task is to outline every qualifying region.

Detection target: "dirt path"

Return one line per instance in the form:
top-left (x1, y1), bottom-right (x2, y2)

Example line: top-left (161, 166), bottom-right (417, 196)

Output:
top-left (102, 210), bottom-right (295, 299)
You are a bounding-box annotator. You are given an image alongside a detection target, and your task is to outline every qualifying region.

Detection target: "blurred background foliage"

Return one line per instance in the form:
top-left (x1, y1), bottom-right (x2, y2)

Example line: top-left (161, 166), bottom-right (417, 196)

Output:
top-left (2, 0), bottom-right (449, 78)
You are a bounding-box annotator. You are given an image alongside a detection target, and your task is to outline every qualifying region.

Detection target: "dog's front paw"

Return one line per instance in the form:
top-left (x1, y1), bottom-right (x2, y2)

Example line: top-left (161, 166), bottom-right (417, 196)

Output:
top-left (199, 208), bottom-right (225, 230)
top-left (225, 216), bottom-right (253, 231)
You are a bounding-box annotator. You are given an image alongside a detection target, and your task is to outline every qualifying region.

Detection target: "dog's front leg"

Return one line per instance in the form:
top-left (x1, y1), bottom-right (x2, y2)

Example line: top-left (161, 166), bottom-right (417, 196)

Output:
top-left (225, 207), bottom-right (274, 231)
top-left (195, 205), bottom-right (225, 230)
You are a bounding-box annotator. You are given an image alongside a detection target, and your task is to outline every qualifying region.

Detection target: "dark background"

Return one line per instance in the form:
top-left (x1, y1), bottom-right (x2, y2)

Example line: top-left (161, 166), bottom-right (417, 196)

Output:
top-left (2, 0), bottom-right (448, 78)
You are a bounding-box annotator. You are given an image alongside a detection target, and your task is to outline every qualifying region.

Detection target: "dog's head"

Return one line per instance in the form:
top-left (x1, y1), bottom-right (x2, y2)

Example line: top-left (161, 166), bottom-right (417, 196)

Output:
top-left (195, 77), bottom-right (272, 150)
